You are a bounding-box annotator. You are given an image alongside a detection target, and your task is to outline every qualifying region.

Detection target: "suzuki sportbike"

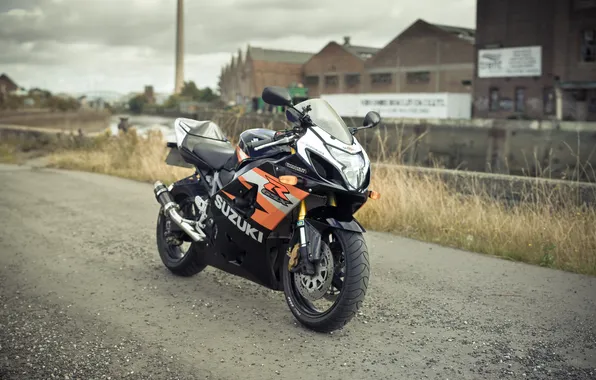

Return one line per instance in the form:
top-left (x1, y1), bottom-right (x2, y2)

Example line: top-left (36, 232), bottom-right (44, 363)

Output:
top-left (153, 86), bottom-right (381, 332)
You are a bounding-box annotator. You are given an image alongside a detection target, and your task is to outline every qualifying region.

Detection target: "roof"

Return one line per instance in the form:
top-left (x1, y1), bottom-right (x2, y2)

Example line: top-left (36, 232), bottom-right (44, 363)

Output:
top-left (0, 73), bottom-right (18, 87)
top-left (343, 44), bottom-right (381, 60)
top-left (430, 22), bottom-right (475, 42)
top-left (247, 46), bottom-right (314, 64)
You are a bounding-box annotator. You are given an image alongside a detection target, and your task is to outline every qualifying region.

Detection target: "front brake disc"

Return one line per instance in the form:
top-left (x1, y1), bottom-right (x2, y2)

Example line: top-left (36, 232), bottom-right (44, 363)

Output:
top-left (294, 243), bottom-right (334, 302)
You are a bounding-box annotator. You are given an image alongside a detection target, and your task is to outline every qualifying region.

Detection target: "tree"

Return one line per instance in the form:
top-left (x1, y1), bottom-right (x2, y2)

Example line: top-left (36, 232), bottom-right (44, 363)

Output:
top-left (180, 81), bottom-right (219, 103)
top-left (164, 94), bottom-right (183, 109)
top-left (128, 94), bottom-right (148, 114)
top-left (180, 81), bottom-right (201, 100)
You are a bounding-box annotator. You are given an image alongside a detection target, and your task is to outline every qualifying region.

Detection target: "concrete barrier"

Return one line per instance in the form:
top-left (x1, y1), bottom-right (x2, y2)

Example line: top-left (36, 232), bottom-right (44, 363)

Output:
top-left (374, 163), bottom-right (596, 207)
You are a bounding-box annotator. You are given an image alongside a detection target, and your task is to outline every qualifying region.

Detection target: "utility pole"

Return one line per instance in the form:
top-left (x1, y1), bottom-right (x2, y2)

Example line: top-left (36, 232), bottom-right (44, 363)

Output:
top-left (174, 0), bottom-right (184, 94)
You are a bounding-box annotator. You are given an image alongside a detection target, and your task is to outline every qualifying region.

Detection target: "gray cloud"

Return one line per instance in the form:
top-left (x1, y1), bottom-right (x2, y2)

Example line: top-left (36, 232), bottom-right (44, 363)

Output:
top-left (0, 0), bottom-right (475, 93)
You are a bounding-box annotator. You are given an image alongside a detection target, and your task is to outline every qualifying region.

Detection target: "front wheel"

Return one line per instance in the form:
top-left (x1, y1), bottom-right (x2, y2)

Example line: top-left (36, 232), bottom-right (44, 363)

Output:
top-left (282, 229), bottom-right (370, 333)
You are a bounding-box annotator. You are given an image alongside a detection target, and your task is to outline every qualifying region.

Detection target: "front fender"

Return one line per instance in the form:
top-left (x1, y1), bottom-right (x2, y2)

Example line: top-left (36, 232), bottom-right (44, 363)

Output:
top-left (305, 217), bottom-right (366, 234)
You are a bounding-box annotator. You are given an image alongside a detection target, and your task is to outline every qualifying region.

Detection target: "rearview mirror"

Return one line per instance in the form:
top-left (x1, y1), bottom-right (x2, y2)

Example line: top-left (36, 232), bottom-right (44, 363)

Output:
top-left (350, 111), bottom-right (382, 135)
top-left (262, 86), bottom-right (293, 106)
top-left (363, 111), bottom-right (381, 128)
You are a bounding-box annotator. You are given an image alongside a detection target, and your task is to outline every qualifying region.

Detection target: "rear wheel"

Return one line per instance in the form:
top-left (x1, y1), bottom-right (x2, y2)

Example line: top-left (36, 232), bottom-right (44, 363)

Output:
top-left (156, 197), bottom-right (207, 277)
top-left (282, 229), bottom-right (370, 333)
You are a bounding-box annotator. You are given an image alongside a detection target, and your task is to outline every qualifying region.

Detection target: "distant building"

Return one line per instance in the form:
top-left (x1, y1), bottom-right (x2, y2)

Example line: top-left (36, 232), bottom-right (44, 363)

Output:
top-left (144, 85), bottom-right (155, 104)
top-left (219, 45), bottom-right (314, 108)
top-left (365, 19), bottom-right (475, 94)
top-left (473, 0), bottom-right (596, 121)
top-left (219, 18), bottom-right (475, 106)
top-left (303, 37), bottom-right (380, 97)
top-left (0, 73), bottom-right (19, 94)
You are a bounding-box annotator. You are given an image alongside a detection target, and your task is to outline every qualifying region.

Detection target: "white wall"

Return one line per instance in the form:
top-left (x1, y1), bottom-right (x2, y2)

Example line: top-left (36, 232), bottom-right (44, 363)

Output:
top-left (321, 93), bottom-right (472, 120)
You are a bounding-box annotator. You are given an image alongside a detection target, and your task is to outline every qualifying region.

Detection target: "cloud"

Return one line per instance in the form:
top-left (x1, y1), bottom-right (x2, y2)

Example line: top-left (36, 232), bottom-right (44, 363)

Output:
top-left (0, 0), bottom-right (475, 94)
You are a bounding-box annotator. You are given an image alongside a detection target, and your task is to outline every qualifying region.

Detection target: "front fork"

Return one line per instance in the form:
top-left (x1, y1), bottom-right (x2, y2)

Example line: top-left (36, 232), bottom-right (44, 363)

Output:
top-left (291, 194), bottom-right (336, 275)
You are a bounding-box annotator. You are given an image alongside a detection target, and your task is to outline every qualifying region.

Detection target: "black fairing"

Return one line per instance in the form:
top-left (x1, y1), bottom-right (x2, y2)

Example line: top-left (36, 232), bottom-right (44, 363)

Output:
top-left (168, 136), bottom-right (370, 292)
top-left (196, 160), bottom-right (294, 291)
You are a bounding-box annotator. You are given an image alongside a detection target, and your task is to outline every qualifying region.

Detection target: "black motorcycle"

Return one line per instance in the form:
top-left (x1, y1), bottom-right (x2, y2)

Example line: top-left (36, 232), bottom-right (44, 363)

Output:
top-left (154, 86), bottom-right (381, 332)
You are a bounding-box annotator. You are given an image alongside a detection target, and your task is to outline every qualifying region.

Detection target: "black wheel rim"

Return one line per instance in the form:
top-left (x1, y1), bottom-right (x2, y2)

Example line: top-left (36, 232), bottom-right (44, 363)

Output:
top-left (162, 199), bottom-right (197, 262)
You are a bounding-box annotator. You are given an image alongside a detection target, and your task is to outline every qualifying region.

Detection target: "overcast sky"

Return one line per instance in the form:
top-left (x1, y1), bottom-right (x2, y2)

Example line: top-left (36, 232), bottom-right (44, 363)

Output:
top-left (0, 0), bottom-right (475, 95)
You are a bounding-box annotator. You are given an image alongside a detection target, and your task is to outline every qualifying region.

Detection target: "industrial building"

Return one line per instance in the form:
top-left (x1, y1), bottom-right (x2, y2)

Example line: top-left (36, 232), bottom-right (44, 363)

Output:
top-left (218, 19), bottom-right (476, 109)
top-left (473, 0), bottom-right (596, 121)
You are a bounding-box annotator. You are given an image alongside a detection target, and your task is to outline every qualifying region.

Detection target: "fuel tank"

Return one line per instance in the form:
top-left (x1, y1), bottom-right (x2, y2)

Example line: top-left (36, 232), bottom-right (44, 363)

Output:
top-left (237, 128), bottom-right (290, 161)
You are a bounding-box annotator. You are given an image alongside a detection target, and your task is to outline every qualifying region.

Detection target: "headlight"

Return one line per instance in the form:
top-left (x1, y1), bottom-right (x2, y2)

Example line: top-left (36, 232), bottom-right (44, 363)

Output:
top-left (327, 146), bottom-right (366, 189)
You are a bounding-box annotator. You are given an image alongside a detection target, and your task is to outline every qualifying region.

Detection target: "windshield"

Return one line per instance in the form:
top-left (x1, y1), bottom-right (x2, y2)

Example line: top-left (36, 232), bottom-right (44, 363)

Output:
top-left (294, 98), bottom-right (353, 145)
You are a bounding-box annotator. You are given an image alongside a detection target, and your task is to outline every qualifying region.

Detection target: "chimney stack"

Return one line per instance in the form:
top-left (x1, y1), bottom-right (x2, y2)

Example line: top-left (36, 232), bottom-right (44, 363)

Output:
top-left (174, 0), bottom-right (184, 94)
top-left (343, 36), bottom-right (351, 46)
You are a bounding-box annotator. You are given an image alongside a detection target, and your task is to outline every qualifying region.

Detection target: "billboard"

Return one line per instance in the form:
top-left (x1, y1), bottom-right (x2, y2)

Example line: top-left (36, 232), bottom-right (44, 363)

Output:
top-left (477, 46), bottom-right (542, 78)
top-left (321, 93), bottom-right (472, 119)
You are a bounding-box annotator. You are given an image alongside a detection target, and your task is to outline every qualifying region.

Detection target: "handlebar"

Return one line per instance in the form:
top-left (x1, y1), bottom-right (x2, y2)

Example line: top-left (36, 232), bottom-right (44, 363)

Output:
top-left (247, 129), bottom-right (296, 150)
top-left (248, 136), bottom-right (275, 149)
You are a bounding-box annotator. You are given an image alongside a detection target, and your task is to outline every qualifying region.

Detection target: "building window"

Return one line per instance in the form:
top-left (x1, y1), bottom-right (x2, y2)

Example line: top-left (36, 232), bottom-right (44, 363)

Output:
top-left (514, 87), bottom-right (526, 112)
top-left (406, 71), bottom-right (431, 84)
top-left (371, 73), bottom-right (392, 85)
top-left (305, 76), bottom-right (319, 86)
top-left (543, 87), bottom-right (555, 115)
top-left (489, 87), bottom-right (500, 111)
top-left (581, 29), bottom-right (595, 62)
top-left (325, 75), bottom-right (338, 87)
top-left (345, 74), bottom-right (360, 87)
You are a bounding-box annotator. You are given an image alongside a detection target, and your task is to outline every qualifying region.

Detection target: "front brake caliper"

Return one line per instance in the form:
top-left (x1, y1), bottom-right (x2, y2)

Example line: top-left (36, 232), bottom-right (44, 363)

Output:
top-left (287, 243), bottom-right (300, 271)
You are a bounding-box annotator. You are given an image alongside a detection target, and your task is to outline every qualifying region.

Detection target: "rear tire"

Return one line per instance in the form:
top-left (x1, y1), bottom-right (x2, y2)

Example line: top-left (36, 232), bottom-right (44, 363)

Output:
top-left (282, 229), bottom-right (370, 333)
top-left (156, 206), bottom-right (207, 277)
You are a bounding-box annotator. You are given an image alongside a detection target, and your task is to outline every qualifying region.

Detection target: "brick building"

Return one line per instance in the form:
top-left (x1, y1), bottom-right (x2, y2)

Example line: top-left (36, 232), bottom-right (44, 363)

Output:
top-left (218, 46), bottom-right (313, 107)
top-left (303, 37), bottom-right (380, 97)
top-left (0, 73), bottom-right (19, 94)
top-left (473, 0), bottom-right (596, 121)
top-left (219, 18), bottom-right (475, 106)
top-left (365, 19), bottom-right (475, 94)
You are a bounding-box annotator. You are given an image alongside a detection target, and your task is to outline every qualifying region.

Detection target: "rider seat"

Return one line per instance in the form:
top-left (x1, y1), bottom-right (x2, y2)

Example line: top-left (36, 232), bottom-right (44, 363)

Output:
top-left (177, 119), bottom-right (236, 170)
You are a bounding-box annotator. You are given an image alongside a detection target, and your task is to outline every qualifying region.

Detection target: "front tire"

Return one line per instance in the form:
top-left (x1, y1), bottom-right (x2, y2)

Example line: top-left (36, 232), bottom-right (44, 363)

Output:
top-left (282, 229), bottom-right (370, 333)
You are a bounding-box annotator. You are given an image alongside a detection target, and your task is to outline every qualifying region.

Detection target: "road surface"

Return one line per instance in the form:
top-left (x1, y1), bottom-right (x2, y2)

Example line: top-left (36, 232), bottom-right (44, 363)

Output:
top-left (0, 163), bottom-right (595, 380)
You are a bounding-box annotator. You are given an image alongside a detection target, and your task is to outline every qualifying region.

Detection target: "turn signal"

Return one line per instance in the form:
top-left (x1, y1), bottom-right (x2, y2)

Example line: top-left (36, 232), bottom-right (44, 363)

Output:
top-left (369, 190), bottom-right (381, 200)
top-left (279, 175), bottom-right (298, 186)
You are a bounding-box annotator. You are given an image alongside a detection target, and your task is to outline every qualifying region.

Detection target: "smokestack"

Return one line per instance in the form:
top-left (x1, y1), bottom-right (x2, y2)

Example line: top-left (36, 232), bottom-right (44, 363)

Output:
top-left (174, 0), bottom-right (184, 94)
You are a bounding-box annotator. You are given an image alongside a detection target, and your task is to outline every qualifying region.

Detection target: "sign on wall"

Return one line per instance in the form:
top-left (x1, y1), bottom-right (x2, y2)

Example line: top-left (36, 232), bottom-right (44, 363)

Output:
top-left (321, 93), bottom-right (472, 119)
top-left (477, 46), bottom-right (542, 78)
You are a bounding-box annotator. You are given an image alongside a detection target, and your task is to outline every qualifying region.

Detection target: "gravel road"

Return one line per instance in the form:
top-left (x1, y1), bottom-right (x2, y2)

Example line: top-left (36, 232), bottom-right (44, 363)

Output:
top-left (0, 163), bottom-right (595, 380)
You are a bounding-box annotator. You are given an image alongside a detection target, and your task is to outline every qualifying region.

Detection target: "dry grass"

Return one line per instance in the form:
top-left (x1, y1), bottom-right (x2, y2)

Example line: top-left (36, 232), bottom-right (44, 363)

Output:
top-left (0, 142), bottom-right (19, 164)
top-left (358, 166), bottom-right (596, 275)
top-left (48, 129), bottom-right (194, 184)
top-left (35, 128), bottom-right (595, 275)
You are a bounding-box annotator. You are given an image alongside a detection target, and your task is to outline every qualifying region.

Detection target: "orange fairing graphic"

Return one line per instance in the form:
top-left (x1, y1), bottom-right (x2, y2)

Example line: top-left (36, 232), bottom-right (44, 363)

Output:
top-left (239, 167), bottom-right (309, 231)
top-left (236, 146), bottom-right (249, 162)
top-left (263, 177), bottom-right (291, 203)
top-left (222, 190), bottom-right (236, 200)
top-left (250, 194), bottom-right (288, 230)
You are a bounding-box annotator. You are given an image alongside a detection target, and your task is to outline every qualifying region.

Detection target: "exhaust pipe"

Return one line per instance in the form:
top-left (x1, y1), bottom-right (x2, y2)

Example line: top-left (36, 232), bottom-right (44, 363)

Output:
top-left (154, 181), bottom-right (205, 242)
